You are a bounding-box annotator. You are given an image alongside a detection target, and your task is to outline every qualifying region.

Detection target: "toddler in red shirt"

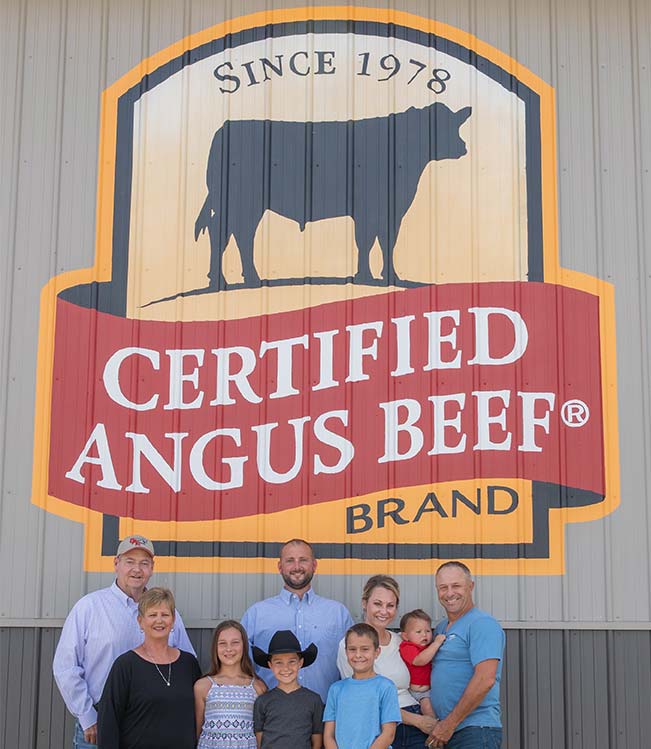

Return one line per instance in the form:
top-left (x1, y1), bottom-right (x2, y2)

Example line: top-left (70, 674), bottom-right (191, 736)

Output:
top-left (398, 609), bottom-right (446, 717)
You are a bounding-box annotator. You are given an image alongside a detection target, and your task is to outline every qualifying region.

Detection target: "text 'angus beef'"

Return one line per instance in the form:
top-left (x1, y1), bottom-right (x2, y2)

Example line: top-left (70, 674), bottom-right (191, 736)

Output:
top-left (195, 102), bottom-right (472, 289)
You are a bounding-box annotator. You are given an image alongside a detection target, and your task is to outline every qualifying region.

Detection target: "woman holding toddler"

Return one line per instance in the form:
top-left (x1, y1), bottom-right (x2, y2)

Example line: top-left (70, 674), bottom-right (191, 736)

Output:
top-left (336, 575), bottom-right (439, 749)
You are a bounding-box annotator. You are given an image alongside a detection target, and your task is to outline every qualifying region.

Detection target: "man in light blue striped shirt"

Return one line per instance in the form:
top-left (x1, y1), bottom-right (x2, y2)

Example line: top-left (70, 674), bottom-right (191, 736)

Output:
top-left (53, 535), bottom-right (195, 748)
top-left (241, 538), bottom-right (353, 703)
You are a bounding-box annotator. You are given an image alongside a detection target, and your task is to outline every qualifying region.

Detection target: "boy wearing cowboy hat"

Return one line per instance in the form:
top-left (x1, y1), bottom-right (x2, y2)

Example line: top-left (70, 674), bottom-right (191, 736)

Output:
top-left (253, 630), bottom-right (324, 749)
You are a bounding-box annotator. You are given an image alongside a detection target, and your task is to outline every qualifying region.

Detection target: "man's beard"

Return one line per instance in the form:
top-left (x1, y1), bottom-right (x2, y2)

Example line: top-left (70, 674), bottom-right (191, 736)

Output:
top-left (282, 569), bottom-right (314, 590)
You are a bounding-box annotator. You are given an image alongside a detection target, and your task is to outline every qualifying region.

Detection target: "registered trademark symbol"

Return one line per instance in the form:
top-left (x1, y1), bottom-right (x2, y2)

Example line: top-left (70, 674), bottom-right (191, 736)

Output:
top-left (561, 399), bottom-right (590, 427)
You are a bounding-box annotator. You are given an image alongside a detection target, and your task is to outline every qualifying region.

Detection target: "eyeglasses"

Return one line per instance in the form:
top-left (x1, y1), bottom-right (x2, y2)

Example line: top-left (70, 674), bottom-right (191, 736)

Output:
top-left (120, 558), bottom-right (153, 569)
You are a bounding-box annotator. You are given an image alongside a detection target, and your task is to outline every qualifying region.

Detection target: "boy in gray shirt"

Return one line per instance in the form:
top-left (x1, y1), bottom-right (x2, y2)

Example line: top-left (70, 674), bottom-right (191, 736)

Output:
top-left (253, 630), bottom-right (324, 749)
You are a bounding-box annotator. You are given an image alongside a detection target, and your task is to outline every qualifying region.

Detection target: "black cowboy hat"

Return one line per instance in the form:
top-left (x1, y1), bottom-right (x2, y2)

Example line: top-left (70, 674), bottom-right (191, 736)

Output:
top-left (252, 630), bottom-right (318, 669)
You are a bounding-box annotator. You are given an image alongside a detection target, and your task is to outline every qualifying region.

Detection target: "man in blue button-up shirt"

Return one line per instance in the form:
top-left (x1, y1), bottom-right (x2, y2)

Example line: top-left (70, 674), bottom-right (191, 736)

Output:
top-left (241, 538), bottom-right (353, 703)
top-left (53, 535), bottom-right (195, 748)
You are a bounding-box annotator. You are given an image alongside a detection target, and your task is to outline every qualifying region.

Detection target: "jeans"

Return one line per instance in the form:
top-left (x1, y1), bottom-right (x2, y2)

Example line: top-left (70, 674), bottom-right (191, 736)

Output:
top-left (446, 726), bottom-right (503, 749)
top-left (393, 706), bottom-right (429, 749)
top-left (73, 720), bottom-right (97, 749)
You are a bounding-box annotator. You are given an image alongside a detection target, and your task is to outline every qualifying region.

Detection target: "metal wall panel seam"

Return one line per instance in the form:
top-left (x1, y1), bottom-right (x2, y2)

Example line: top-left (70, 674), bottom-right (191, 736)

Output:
top-left (3, 617), bottom-right (651, 629)
top-left (582, 0), bottom-right (609, 629)
top-left (628, 0), bottom-right (651, 607)
top-left (32, 0), bottom-right (71, 626)
top-left (0, 0), bottom-right (28, 620)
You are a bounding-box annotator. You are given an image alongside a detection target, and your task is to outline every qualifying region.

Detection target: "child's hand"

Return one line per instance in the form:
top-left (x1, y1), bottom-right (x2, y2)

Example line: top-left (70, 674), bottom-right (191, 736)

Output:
top-left (433, 634), bottom-right (446, 648)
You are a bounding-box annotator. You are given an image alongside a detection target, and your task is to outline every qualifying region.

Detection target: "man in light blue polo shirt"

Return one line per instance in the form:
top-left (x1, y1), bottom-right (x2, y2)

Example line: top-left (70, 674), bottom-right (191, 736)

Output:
top-left (427, 561), bottom-right (505, 749)
top-left (241, 538), bottom-right (353, 703)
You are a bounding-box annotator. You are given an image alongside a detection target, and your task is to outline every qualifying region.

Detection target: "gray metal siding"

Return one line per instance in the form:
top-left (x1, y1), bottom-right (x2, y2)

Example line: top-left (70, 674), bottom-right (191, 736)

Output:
top-left (2, 627), bottom-right (651, 749)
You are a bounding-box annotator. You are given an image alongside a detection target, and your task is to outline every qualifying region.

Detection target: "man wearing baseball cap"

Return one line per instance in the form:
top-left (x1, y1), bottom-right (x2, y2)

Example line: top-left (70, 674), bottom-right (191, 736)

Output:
top-left (53, 535), bottom-right (195, 748)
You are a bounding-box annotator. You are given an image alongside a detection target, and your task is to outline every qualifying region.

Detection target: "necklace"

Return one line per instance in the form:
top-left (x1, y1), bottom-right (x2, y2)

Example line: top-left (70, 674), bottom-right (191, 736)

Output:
top-left (142, 645), bottom-right (172, 687)
top-left (153, 661), bottom-right (171, 687)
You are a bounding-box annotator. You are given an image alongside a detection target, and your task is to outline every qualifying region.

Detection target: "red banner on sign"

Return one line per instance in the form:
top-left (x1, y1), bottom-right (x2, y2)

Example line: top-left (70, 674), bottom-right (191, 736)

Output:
top-left (48, 281), bottom-right (604, 522)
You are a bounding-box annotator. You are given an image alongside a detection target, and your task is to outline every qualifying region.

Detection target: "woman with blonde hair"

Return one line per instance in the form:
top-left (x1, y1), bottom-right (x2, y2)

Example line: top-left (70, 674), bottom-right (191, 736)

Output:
top-left (98, 587), bottom-right (201, 748)
top-left (336, 575), bottom-right (437, 748)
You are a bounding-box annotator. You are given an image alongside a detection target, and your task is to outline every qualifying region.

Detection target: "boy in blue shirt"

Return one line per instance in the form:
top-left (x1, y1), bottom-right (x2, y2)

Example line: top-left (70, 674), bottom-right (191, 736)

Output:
top-left (324, 623), bottom-right (401, 749)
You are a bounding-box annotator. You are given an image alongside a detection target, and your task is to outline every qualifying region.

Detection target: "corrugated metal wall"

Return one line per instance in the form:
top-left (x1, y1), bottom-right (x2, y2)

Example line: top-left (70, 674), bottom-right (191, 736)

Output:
top-left (1, 0), bottom-right (650, 746)
top-left (2, 627), bottom-right (651, 748)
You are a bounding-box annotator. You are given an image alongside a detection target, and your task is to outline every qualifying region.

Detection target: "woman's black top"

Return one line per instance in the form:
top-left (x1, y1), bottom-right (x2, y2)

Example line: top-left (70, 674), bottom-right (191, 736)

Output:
top-left (98, 649), bottom-right (201, 749)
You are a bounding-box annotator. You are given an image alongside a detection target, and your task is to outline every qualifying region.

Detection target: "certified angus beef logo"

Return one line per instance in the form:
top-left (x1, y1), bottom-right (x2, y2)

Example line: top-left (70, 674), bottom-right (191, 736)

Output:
top-left (32, 7), bottom-right (619, 573)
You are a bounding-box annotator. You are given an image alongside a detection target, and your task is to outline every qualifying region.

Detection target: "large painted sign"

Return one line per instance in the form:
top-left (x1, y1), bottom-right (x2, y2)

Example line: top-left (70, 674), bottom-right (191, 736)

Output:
top-left (32, 7), bottom-right (619, 574)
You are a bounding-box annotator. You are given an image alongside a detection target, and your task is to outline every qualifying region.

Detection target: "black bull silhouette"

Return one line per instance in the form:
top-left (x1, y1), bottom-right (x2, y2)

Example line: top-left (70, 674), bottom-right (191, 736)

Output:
top-left (195, 102), bottom-right (471, 289)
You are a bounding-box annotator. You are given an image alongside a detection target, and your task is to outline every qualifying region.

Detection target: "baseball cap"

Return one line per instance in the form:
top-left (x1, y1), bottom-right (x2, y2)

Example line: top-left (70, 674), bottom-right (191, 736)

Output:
top-left (116, 535), bottom-right (155, 558)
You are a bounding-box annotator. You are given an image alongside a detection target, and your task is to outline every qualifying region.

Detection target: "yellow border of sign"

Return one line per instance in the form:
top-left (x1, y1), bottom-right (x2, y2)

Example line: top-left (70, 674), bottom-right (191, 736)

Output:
top-left (31, 6), bottom-right (620, 575)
